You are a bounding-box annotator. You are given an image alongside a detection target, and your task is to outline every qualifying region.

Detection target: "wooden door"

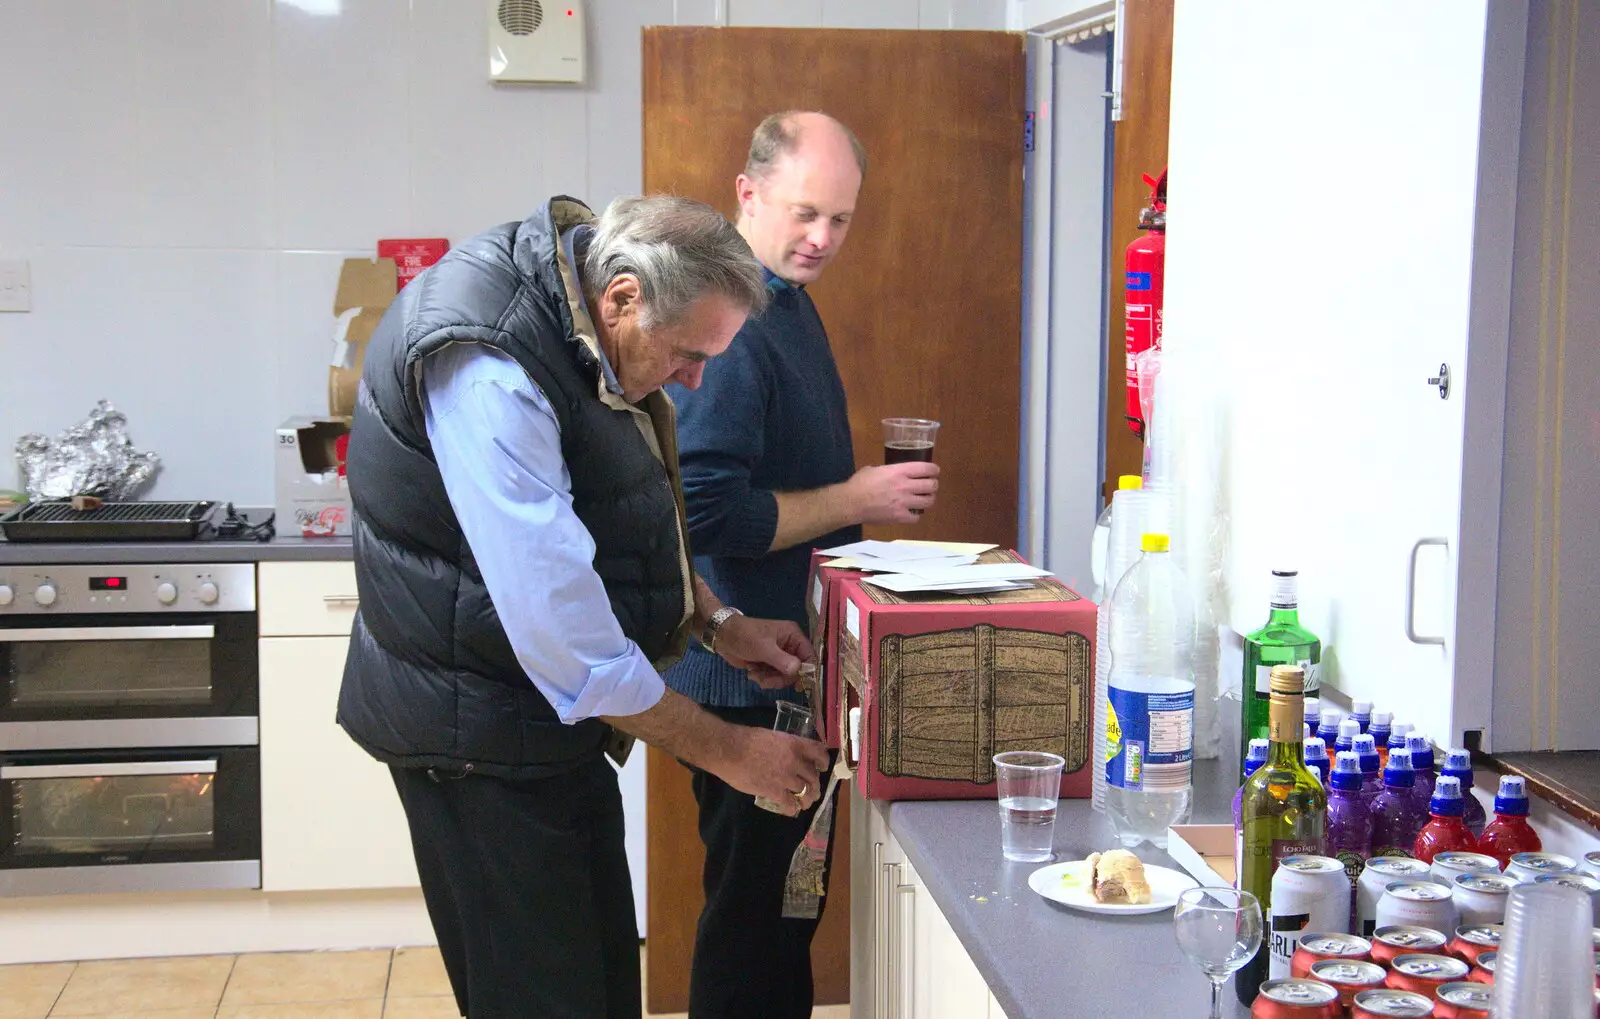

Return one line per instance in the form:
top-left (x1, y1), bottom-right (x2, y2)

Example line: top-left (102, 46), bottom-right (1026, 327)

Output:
top-left (1102, 0), bottom-right (1174, 499)
top-left (643, 26), bottom-right (1026, 1013)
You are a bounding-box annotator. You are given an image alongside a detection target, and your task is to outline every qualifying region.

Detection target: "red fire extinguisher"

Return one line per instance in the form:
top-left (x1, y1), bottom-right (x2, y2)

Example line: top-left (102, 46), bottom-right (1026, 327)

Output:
top-left (1123, 169), bottom-right (1166, 438)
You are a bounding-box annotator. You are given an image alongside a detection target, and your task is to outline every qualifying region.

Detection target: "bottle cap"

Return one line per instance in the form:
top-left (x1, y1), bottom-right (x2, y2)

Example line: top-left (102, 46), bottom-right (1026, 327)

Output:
top-left (1118, 475), bottom-right (1144, 490)
top-left (1140, 533), bottom-right (1169, 553)
top-left (1494, 775), bottom-right (1529, 816)
top-left (1406, 734), bottom-right (1434, 768)
top-left (1441, 748), bottom-right (1474, 789)
top-left (1304, 696), bottom-right (1322, 718)
top-left (1319, 708), bottom-right (1342, 731)
top-left (1388, 722), bottom-right (1413, 749)
top-left (1246, 738), bottom-right (1270, 762)
top-left (1372, 710), bottom-right (1393, 728)
top-left (1385, 748), bottom-right (1416, 788)
top-left (1270, 665), bottom-right (1307, 695)
top-left (1352, 699), bottom-right (1373, 717)
top-left (1430, 775), bottom-right (1465, 816)
top-left (1337, 718), bottom-right (1361, 746)
top-left (1303, 723), bottom-right (1311, 739)
top-left (1305, 737), bottom-right (1327, 758)
top-left (1354, 734), bottom-right (1381, 772)
top-left (1332, 751), bottom-right (1364, 791)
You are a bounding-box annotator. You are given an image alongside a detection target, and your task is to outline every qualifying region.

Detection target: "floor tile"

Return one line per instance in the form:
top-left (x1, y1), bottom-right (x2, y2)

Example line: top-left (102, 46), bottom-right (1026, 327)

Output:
top-left (220, 950), bottom-right (391, 1007)
top-left (385, 947), bottom-right (451, 999)
top-left (0, 961), bottom-right (73, 1019)
top-left (380, 998), bottom-right (462, 1019)
top-left (50, 956), bottom-right (234, 1016)
top-left (217, 1000), bottom-right (382, 1019)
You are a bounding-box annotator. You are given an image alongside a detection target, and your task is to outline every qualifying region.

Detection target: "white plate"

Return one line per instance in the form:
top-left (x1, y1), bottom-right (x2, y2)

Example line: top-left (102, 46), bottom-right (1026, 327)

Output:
top-left (1028, 859), bottom-right (1199, 915)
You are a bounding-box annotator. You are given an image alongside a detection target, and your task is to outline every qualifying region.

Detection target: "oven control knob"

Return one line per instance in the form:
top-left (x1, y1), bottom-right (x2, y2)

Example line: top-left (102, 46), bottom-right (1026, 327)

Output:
top-left (34, 583), bottom-right (57, 607)
top-left (156, 582), bottom-right (178, 605)
top-left (0, 585), bottom-right (13, 607)
top-left (198, 581), bottom-right (219, 605)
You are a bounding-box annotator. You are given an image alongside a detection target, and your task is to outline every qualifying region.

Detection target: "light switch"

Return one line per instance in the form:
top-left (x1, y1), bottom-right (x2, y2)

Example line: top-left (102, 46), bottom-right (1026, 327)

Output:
top-left (0, 261), bottom-right (31, 312)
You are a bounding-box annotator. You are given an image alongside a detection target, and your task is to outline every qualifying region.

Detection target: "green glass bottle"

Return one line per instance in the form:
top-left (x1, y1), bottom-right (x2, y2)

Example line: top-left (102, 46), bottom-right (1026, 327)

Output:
top-left (1240, 570), bottom-right (1322, 777)
top-left (1236, 664), bottom-right (1327, 1006)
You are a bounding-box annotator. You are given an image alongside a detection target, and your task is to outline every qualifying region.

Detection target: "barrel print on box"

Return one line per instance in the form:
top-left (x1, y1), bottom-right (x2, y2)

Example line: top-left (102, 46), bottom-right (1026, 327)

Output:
top-left (873, 624), bottom-right (1092, 783)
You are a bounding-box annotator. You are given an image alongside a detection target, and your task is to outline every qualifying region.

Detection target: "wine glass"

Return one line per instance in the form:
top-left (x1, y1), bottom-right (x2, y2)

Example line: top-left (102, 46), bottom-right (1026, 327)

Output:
top-left (1173, 887), bottom-right (1262, 1019)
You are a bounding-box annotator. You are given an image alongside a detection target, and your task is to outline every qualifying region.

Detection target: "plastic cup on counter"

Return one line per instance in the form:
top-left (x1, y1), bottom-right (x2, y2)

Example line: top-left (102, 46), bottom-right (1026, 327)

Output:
top-left (993, 751), bottom-right (1064, 862)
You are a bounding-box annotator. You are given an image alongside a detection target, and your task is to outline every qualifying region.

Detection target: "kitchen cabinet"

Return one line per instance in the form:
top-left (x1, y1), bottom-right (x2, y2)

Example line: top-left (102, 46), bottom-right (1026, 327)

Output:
top-left (258, 563), bottom-right (417, 892)
top-left (853, 797), bottom-right (1009, 1019)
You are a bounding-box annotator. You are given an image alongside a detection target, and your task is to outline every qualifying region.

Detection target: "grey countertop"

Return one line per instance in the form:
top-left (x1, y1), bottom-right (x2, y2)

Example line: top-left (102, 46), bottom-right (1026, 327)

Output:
top-left (0, 508), bottom-right (352, 564)
top-left (887, 757), bottom-right (1253, 1019)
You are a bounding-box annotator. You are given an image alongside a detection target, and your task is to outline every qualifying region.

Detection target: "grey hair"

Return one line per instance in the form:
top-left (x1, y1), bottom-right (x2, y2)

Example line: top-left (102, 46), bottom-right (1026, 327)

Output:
top-left (584, 195), bottom-right (769, 328)
top-left (744, 111), bottom-right (868, 181)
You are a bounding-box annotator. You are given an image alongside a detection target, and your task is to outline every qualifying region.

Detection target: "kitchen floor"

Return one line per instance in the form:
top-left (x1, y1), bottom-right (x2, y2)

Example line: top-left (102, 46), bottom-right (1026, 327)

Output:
top-left (0, 946), bottom-right (852, 1018)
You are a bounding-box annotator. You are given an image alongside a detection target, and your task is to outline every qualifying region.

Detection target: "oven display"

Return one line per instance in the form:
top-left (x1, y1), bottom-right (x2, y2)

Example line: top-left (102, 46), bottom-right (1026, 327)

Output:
top-left (87, 577), bottom-right (127, 591)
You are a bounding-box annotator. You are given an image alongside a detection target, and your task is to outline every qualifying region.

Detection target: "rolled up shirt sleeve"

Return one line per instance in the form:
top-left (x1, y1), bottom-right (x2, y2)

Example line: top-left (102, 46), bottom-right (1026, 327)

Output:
top-left (421, 343), bottom-right (665, 723)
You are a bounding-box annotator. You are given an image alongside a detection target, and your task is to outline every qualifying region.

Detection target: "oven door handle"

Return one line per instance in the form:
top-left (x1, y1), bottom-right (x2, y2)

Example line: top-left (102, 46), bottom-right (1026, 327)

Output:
top-left (0, 760), bottom-right (218, 780)
top-left (0, 625), bottom-right (216, 643)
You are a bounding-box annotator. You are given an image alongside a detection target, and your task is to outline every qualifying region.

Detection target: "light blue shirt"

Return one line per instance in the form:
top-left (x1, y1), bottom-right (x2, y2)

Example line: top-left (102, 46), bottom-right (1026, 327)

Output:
top-left (420, 342), bottom-right (666, 723)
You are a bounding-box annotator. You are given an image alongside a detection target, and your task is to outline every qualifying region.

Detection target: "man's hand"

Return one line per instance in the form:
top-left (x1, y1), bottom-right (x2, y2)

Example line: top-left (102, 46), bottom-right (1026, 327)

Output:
top-left (845, 462), bottom-right (940, 525)
top-left (714, 615), bottom-right (814, 689)
top-left (719, 725), bottom-right (830, 815)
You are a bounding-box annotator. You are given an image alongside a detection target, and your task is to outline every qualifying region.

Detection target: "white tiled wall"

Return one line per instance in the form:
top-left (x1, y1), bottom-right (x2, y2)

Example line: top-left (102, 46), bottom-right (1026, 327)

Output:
top-left (0, 0), bottom-right (1004, 504)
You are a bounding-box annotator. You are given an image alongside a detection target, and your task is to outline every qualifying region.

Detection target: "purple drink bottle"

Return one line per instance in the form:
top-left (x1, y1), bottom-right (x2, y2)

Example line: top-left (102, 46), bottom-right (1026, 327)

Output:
top-left (1441, 747), bottom-right (1487, 838)
top-left (1304, 737), bottom-right (1329, 787)
top-left (1371, 747), bottom-right (1427, 858)
top-left (1354, 733), bottom-right (1383, 807)
top-left (1406, 734), bottom-right (1437, 814)
top-left (1327, 750), bottom-right (1373, 928)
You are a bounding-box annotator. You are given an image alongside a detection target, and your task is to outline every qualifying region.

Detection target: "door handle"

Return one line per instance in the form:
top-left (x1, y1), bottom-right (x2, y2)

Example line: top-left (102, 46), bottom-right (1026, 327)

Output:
top-left (0, 625), bottom-right (215, 643)
top-left (1405, 537), bottom-right (1449, 646)
top-left (322, 595), bottom-right (360, 606)
top-left (2, 759), bottom-right (218, 780)
top-left (894, 877), bottom-right (916, 1019)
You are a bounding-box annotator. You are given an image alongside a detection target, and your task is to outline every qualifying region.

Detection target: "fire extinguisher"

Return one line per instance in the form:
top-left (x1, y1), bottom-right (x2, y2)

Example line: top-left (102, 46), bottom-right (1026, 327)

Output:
top-left (1123, 168), bottom-right (1166, 438)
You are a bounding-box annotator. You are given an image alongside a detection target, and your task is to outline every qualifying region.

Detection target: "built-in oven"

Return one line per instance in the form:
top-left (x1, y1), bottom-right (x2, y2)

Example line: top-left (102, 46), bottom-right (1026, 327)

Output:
top-left (0, 563), bottom-right (260, 895)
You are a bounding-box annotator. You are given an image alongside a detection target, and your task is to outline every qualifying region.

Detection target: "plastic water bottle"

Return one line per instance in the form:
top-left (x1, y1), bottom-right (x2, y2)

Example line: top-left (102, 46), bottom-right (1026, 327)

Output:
top-left (1090, 475), bottom-right (1145, 604)
top-left (1104, 532), bottom-right (1195, 848)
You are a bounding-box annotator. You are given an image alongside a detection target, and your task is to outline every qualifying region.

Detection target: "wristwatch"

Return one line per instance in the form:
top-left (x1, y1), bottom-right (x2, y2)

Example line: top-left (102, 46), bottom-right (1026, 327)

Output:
top-left (702, 605), bottom-right (743, 654)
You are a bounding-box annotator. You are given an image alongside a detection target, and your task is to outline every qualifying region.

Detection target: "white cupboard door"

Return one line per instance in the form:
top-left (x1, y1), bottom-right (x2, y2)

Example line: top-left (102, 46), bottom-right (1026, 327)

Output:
top-left (1165, 3), bottom-right (1494, 744)
top-left (259, 636), bottom-right (419, 891)
top-left (258, 561), bottom-right (361, 637)
top-left (908, 859), bottom-right (993, 1019)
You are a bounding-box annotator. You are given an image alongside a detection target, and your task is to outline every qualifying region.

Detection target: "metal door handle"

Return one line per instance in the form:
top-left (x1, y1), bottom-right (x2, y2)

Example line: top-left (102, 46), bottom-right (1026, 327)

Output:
top-left (874, 842), bottom-right (887, 1018)
top-left (1405, 537), bottom-right (1449, 646)
top-left (884, 860), bottom-right (903, 1019)
top-left (322, 595), bottom-right (360, 606)
top-left (2, 759), bottom-right (218, 780)
top-left (0, 625), bottom-right (215, 643)
top-left (894, 878), bottom-right (916, 1019)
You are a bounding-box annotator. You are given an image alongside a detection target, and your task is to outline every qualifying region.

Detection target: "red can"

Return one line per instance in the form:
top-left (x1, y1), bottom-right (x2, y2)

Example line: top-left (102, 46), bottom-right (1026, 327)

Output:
top-left (1309, 959), bottom-right (1387, 1011)
top-left (1386, 954), bottom-right (1471, 1001)
top-left (1252, 978), bottom-right (1343, 1018)
top-left (1293, 933), bottom-right (1374, 978)
top-left (1371, 926), bottom-right (1449, 967)
top-left (1468, 950), bottom-right (1496, 984)
top-left (1446, 924), bottom-right (1502, 966)
top-left (1350, 989), bottom-right (1437, 1018)
top-left (1431, 981), bottom-right (1493, 1018)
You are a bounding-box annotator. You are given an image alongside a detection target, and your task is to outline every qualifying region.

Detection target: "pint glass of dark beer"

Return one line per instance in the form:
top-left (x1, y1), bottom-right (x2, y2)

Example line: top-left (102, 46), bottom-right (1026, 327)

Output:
top-left (882, 418), bottom-right (940, 465)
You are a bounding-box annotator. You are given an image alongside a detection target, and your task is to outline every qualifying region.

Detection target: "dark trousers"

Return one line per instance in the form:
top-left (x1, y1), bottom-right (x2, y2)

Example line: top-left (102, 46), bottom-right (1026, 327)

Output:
top-left (390, 756), bottom-right (640, 1019)
top-left (688, 705), bottom-right (838, 1019)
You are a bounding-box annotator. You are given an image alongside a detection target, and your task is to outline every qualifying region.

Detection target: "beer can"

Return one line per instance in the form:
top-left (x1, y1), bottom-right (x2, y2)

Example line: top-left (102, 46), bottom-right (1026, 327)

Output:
top-left (1446, 924), bottom-right (1502, 966)
top-left (1252, 978), bottom-right (1343, 1019)
top-left (1451, 872), bottom-right (1515, 926)
top-left (1376, 880), bottom-right (1459, 934)
top-left (1371, 925), bottom-right (1449, 967)
top-left (1431, 981), bottom-right (1493, 1019)
top-left (1467, 950), bottom-right (1496, 984)
top-left (1358, 858), bottom-right (1430, 936)
top-left (1385, 954), bottom-right (1470, 1001)
top-left (1309, 959), bottom-right (1387, 1010)
top-left (1533, 872), bottom-right (1600, 925)
top-left (1350, 988), bottom-right (1437, 1018)
top-left (1271, 856), bottom-right (1352, 979)
top-left (1505, 850), bottom-right (1578, 883)
top-left (1291, 932), bottom-right (1373, 977)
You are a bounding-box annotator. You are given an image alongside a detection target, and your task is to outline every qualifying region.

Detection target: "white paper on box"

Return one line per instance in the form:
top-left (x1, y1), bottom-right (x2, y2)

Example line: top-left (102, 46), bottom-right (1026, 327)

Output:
top-left (845, 599), bottom-right (860, 641)
top-left (811, 574), bottom-right (824, 615)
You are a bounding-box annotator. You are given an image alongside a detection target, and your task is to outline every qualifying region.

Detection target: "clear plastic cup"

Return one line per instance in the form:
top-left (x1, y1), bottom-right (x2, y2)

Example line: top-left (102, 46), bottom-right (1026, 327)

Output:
top-left (994, 751), bottom-right (1065, 862)
top-left (882, 417), bottom-right (940, 465)
top-left (754, 701), bottom-right (820, 814)
top-left (1490, 881), bottom-right (1595, 1018)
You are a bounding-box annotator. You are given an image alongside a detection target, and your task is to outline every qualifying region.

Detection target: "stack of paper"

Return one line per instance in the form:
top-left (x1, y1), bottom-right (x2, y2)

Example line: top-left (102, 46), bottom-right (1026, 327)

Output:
top-left (816, 540), bottom-right (1053, 595)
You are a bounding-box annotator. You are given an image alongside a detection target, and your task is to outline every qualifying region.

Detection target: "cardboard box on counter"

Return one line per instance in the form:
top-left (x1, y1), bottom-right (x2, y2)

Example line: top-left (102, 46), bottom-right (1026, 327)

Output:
top-left (328, 258), bottom-right (397, 420)
top-left (1166, 824), bottom-right (1236, 887)
top-left (836, 550), bottom-right (1097, 801)
top-left (275, 417), bottom-right (351, 537)
top-left (806, 551), bottom-right (861, 750)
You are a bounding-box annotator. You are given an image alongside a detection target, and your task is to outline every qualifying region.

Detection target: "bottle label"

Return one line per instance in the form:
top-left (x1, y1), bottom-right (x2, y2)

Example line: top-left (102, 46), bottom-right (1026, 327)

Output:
top-left (1104, 685), bottom-right (1193, 791)
top-left (1335, 849), bottom-right (1365, 888)
top-left (1370, 847), bottom-right (1416, 861)
top-left (1254, 659), bottom-right (1319, 696)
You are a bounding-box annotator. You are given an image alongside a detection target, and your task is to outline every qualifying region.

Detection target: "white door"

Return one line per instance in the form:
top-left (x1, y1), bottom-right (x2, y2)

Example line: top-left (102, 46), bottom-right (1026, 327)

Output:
top-left (1163, 2), bottom-right (1497, 745)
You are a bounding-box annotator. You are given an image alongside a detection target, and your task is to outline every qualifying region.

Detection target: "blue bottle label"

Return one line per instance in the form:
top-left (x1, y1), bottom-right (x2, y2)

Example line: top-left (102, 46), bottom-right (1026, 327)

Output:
top-left (1105, 686), bottom-right (1194, 791)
